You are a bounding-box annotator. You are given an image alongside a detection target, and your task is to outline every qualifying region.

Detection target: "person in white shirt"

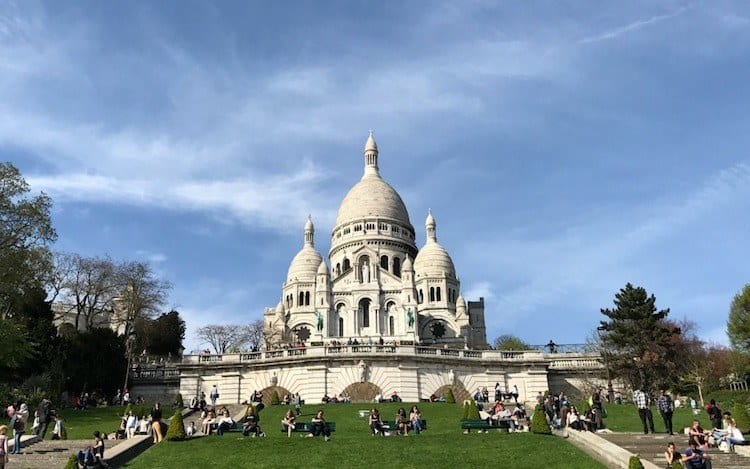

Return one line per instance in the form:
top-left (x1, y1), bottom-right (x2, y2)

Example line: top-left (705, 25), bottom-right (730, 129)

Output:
top-left (186, 421), bottom-right (197, 437)
top-left (125, 412), bottom-right (138, 439)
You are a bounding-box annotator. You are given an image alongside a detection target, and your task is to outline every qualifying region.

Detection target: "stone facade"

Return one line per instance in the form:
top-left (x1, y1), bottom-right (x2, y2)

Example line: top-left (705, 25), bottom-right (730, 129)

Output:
top-left (263, 133), bottom-right (486, 349)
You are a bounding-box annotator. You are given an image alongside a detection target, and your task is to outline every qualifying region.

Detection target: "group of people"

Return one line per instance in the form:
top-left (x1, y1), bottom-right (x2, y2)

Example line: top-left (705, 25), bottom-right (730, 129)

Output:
top-left (321, 393), bottom-right (351, 404)
top-left (368, 405), bottom-right (424, 436)
top-left (3, 399), bottom-right (64, 455)
top-left (473, 383), bottom-right (520, 404)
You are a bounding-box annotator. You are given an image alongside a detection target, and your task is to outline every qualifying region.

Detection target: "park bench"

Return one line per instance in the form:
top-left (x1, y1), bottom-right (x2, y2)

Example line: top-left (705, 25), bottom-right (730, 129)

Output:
top-left (280, 421), bottom-right (336, 434)
top-left (460, 419), bottom-right (512, 432)
top-left (381, 420), bottom-right (428, 433)
top-left (211, 421), bottom-right (244, 434)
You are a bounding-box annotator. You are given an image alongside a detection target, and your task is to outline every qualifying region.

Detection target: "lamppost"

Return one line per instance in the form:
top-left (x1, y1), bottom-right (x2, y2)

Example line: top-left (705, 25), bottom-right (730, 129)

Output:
top-left (597, 323), bottom-right (614, 403)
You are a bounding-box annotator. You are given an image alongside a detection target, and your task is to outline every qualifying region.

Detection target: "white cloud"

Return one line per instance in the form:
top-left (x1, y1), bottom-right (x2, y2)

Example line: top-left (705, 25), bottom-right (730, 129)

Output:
top-left (578, 8), bottom-right (687, 44)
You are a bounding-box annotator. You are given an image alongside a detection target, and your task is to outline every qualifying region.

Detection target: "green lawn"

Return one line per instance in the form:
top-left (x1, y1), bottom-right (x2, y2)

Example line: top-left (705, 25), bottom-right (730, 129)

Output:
top-left (55, 403), bottom-right (156, 440)
top-left (124, 402), bottom-right (606, 469)
top-left (598, 403), bottom-right (712, 433)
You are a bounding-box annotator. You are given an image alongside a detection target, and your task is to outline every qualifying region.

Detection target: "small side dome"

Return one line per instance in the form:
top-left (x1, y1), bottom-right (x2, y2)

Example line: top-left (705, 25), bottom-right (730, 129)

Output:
top-left (456, 295), bottom-right (465, 308)
top-left (402, 255), bottom-right (413, 272)
top-left (414, 210), bottom-right (456, 277)
top-left (287, 217), bottom-right (323, 282)
top-left (317, 260), bottom-right (329, 275)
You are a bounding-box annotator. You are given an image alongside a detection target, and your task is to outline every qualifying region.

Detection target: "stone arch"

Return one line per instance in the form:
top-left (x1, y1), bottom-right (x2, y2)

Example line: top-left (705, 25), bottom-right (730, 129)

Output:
top-left (259, 385), bottom-right (293, 406)
top-left (341, 382), bottom-right (382, 403)
top-left (431, 384), bottom-right (470, 403)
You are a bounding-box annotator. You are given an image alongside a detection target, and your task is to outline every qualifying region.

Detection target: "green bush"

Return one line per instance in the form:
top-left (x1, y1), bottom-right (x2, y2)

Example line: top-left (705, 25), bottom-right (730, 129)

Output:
top-left (628, 455), bottom-right (644, 469)
top-left (63, 454), bottom-right (78, 469)
top-left (464, 401), bottom-right (480, 420)
top-left (165, 410), bottom-right (186, 441)
top-left (731, 401), bottom-right (750, 432)
top-left (445, 388), bottom-right (456, 404)
top-left (531, 404), bottom-right (551, 435)
top-left (271, 390), bottom-right (281, 405)
top-left (670, 461), bottom-right (683, 469)
top-left (175, 393), bottom-right (184, 408)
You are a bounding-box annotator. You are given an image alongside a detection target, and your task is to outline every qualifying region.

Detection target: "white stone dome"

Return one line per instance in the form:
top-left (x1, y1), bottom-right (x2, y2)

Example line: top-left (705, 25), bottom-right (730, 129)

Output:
top-left (335, 176), bottom-right (411, 227)
top-left (414, 241), bottom-right (456, 277)
top-left (287, 217), bottom-right (323, 281)
top-left (414, 210), bottom-right (456, 277)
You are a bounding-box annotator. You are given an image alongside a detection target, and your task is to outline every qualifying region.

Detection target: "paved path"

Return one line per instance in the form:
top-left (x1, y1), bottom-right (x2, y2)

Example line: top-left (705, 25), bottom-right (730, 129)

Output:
top-left (599, 432), bottom-right (750, 469)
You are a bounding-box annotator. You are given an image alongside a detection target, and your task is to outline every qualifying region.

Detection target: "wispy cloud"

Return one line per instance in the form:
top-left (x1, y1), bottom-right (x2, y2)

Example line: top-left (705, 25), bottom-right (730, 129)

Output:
top-left (578, 8), bottom-right (687, 44)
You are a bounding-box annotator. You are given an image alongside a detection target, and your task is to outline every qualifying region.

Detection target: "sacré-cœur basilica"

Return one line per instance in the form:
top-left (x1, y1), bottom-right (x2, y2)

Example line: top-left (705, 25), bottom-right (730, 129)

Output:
top-left (173, 133), bottom-right (604, 405)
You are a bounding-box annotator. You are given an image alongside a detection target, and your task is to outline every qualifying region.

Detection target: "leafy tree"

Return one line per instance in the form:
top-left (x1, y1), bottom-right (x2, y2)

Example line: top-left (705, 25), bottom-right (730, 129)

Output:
top-left (599, 283), bottom-right (681, 394)
top-left (0, 162), bottom-right (56, 318)
top-left (493, 334), bottom-right (532, 350)
top-left (60, 328), bottom-right (127, 397)
top-left (728, 284), bottom-right (750, 354)
top-left (134, 310), bottom-right (186, 356)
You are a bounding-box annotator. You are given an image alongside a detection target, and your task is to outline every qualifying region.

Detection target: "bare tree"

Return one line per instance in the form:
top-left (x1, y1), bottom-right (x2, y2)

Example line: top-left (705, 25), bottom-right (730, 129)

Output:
top-left (52, 253), bottom-right (120, 330)
top-left (196, 325), bottom-right (250, 354)
top-left (243, 319), bottom-right (265, 352)
top-left (114, 261), bottom-right (171, 338)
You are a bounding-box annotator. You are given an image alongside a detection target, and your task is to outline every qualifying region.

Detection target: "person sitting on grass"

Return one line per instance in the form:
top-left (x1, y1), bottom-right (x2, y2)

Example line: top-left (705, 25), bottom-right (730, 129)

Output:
top-left (216, 410), bottom-right (235, 436)
top-left (281, 410), bottom-right (296, 438)
top-left (369, 408), bottom-right (385, 436)
top-left (395, 407), bottom-right (410, 436)
top-left (409, 405), bottom-right (423, 434)
top-left (309, 410), bottom-right (331, 441)
top-left (241, 406), bottom-right (265, 437)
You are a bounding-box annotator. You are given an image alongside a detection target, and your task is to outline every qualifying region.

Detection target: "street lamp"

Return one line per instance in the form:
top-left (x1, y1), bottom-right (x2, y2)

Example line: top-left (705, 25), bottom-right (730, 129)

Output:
top-left (596, 324), bottom-right (614, 403)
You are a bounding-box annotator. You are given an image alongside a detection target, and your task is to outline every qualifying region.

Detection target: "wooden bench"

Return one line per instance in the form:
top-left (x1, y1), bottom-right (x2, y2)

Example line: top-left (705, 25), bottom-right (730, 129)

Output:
top-left (460, 419), bottom-right (512, 432)
top-left (382, 420), bottom-right (428, 433)
top-left (281, 422), bottom-right (336, 434)
top-left (211, 421), bottom-right (244, 434)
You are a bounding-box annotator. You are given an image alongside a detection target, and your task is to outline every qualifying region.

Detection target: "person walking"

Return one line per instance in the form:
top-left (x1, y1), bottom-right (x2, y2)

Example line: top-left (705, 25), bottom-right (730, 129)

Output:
top-left (150, 402), bottom-right (163, 444)
top-left (657, 389), bottom-right (674, 435)
top-left (210, 385), bottom-right (219, 406)
top-left (633, 389), bottom-right (655, 435)
top-left (0, 424), bottom-right (9, 469)
top-left (36, 398), bottom-right (53, 439)
top-left (9, 403), bottom-right (28, 454)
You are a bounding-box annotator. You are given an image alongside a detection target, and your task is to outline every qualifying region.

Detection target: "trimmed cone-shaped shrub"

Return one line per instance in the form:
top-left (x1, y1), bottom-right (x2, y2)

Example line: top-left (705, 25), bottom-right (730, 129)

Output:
top-left (531, 404), bottom-right (551, 434)
top-left (466, 401), bottom-right (480, 419)
top-left (165, 409), bottom-right (186, 441)
top-left (175, 393), bottom-right (184, 408)
top-left (628, 455), bottom-right (644, 469)
top-left (271, 390), bottom-right (281, 405)
top-left (445, 388), bottom-right (456, 404)
top-left (731, 402), bottom-right (750, 432)
top-left (670, 461), bottom-right (682, 469)
top-left (64, 454), bottom-right (78, 469)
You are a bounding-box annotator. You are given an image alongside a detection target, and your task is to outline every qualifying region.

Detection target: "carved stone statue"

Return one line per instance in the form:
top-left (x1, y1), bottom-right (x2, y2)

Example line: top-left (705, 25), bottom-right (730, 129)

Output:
top-left (448, 369), bottom-right (455, 385)
top-left (358, 360), bottom-right (368, 383)
top-left (407, 308), bottom-right (414, 329)
top-left (316, 310), bottom-right (324, 332)
top-left (361, 262), bottom-right (370, 282)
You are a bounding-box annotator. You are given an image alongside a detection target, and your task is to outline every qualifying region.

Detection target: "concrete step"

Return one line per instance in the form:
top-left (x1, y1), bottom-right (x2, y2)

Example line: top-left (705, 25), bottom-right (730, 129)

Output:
top-left (599, 432), bottom-right (750, 469)
top-left (5, 438), bottom-right (127, 469)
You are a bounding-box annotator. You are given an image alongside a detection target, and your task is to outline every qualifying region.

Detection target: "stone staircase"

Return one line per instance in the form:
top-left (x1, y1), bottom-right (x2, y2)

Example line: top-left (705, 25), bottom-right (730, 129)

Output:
top-left (6, 438), bottom-right (127, 469)
top-left (599, 432), bottom-right (750, 469)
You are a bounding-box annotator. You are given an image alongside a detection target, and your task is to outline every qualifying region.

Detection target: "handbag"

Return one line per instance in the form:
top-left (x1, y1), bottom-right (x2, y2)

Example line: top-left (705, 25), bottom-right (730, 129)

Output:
top-left (13, 418), bottom-right (25, 432)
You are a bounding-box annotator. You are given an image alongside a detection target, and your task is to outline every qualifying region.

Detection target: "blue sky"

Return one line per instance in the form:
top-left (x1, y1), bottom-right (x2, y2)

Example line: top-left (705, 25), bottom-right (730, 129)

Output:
top-left (2, 1), bottom-right (749, 352)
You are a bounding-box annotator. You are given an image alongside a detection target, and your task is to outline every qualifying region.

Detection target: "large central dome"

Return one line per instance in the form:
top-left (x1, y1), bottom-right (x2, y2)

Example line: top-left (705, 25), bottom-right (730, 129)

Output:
top-left (333, 132), bottom-right (412, 228)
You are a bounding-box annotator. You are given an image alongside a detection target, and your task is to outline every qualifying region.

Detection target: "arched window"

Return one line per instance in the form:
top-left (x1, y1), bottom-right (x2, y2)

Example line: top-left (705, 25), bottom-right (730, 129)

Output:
top-left (298, 292), bottom-right (304, 306)
top-left (343, 258), bottom-right (350, 271)
top-left (418, 290), bottom-right (423, 304)
top-left (305, 291), bottom-right (310, 306)
top-left (335, 263), bottom-right (341, 276)
top-left (436, 287), bottom-right (441, 302)
top-left (429, 287), bottom-right (435, 302)
top-left (393, 257), bottom-right (401, 277)
top-left (359, 298), bottom-right (371, 328)
top-left (339, 317), bottom-right (344, 337)
top-left (389, 316), bottom-right (395, 336)
top-left (380, 255), bottom-right (388, 270)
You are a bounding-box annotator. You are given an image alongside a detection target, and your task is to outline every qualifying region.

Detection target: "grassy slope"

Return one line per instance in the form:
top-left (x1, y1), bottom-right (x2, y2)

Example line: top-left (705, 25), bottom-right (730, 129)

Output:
top-left (124, 402), bottom-right (605, 469)
top-left (598, 403), bottom-right (713, 433)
